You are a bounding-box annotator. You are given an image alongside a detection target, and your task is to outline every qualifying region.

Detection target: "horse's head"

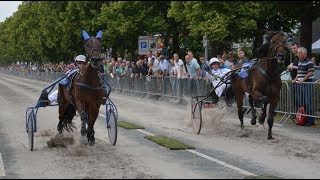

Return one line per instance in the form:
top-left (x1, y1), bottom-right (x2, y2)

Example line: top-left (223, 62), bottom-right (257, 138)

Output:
top-left (83, 30), bottom-right (103, 68)
top-left (268, 32), bottom-right (287, 62)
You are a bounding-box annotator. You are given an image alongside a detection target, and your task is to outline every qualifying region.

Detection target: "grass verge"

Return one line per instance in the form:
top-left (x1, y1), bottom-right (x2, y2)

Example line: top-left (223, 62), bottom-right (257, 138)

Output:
top-left (117, 121), bottom-right (145, 129)
top-left (144, 135), bottom-right (195, 150)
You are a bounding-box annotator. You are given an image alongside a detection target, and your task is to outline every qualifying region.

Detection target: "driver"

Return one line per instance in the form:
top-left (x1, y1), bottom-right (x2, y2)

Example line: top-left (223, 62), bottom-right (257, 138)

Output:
top-left (206, 58), bottom-right (232, 105)
top-left (47, 55), bottom-right (87, 104)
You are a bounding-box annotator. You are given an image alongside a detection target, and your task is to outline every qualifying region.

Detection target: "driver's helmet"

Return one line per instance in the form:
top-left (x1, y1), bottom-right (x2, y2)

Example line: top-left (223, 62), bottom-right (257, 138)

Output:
top-left (74, 55), bottom-right (86, 62)
top-left (209, 58), bottom-right (220, 66)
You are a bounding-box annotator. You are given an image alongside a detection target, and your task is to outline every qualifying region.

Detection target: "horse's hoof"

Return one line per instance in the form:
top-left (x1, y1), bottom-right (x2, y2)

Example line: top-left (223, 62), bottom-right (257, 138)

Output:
top-left (79, 135), bottom-right (88, 145)
top-left (251, 120), bottom-right (257, 125)
top-left (88, 141), bottom-right (95, 146)
top-left (258, 120), bottom-right (264, 125)
top-left (267, 136), bottom-right (274, 140)
top-left (267, 137), bottom-right (278, 143)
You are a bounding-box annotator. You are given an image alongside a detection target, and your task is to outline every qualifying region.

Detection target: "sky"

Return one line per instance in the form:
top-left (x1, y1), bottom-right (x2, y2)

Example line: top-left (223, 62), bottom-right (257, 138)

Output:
top-left (0, 1), bottom-right (22, 22)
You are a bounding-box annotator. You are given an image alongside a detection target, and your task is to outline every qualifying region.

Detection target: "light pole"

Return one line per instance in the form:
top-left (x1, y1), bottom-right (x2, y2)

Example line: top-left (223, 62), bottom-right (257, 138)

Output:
top-left (203, 35), bottom-right (209, 61)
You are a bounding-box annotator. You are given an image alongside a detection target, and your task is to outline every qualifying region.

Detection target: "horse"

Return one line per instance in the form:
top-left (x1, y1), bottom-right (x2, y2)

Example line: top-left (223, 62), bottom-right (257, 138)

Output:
top-left (57, 30), bottom-right (104, 146)
top-left (230, 31), bottom-right (287, 140)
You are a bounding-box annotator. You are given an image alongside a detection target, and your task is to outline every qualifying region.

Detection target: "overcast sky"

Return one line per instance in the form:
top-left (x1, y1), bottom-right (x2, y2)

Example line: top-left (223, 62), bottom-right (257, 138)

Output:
top-left (0, 1), bottom-right (22, 22)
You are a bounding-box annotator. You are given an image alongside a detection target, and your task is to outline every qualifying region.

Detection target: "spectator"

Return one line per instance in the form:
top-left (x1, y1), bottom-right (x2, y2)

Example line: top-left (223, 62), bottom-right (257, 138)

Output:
top-left (117, 57), bottom-right (123, 64)
top-left (229, 61), bottom-right (236, 70)
top-left (173, 53), bottom-right (187, 103)
top-left (131, 62), bottom-right (139, 78)
top-left (312, 57), bottom-right (318, 67)
top-left (169, 58), bottom-right (178, 103)
top-left (103, 59), bottom-right (111, 75)
top-left (292, 47), bottom-right (315, 126)
top-left (147, 50), bottom-right (161, 77)
top-left (287, 42), bottom-right (300, 111)
top-left (225, 51), bottom-right (237, 66)
top-left (159, 55), bottom-right (171, 77)
top-left (137, 58), bottom-right (148, 77)
top-left (120, 61), bottom-right (126, 76)
top-left (113, 61), bottom-right (123, 77)
top-left (287, 42), bottom-right (300, 80)
top-left (199, 54), bottom-right (209, 78)
top-left (236, 48), bottom-right (249, 67)
top-left (185, 52), bottom-right (201, 97)
top-left (173, 53), bottom-right (187, 79)
top-left (221, 53), bottom-right (228, 66)
top-left (219, 57), bottom-right (230, 69)
top-left (186, 51), bottom-right (201, 79)
top-left (124, 61), bottom-right (132, 77)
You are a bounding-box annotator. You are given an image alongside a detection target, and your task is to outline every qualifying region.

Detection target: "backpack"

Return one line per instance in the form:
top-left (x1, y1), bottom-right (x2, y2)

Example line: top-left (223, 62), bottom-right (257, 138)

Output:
top-left (296, 106), bottom-right (307, 125)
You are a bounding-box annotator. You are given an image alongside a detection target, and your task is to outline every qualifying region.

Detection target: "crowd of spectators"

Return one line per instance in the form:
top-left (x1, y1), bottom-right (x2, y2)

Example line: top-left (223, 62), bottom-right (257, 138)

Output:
top-left (3, 61), bottom-right (77, 74)
top-left (1, 46), bottom-right (320, 125)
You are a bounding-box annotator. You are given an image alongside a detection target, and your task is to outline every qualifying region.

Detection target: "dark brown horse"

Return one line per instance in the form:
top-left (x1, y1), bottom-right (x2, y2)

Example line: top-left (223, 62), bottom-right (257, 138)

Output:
top-left (230, 32), bottom-right (287, 139)
top-left (57, 30), bottom-right (104, 145)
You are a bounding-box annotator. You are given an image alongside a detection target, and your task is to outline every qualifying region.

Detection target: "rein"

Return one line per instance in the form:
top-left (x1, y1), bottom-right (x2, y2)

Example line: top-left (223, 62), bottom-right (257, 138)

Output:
top-left (75, 64), bottom-right (102, 91)
top-left (75, 82), bottom-right (102, 90)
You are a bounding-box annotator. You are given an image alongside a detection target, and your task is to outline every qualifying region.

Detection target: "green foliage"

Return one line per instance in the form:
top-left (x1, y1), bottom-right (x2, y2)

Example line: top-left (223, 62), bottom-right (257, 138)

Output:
top-left (0, 1), bottom-right (319, 66)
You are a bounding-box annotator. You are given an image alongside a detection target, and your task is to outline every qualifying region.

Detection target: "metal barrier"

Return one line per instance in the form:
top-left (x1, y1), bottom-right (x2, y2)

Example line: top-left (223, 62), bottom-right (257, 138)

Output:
top-left (1, 69), bottom-right (319, 124)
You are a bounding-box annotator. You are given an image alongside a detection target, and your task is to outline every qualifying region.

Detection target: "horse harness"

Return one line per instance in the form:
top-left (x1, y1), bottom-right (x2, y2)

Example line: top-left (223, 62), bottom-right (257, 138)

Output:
top-left (84, 38), bottom-right (101, 61)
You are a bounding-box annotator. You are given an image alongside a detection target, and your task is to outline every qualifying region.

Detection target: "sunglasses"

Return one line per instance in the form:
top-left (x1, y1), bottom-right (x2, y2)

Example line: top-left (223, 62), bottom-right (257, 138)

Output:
top-left (78, 61), bottom-right (85, 64)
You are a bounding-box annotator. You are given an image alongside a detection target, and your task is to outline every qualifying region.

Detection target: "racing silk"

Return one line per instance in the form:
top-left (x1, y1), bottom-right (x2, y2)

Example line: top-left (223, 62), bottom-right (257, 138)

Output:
top-left (59, 68), bottom-right (79, 91)
top-left (207, 68), bottom-right (231, 97)
top-left (237, 61), bottom-right (255, 78)
top-left (208, 68), bottom-right (231, 82)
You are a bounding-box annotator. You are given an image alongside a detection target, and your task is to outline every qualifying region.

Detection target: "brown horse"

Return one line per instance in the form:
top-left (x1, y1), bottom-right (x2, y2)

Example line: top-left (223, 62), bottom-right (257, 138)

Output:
top-left (57, 30), bottom-right (104, 145)
top-left (230, 32), bottom-right (287, 140)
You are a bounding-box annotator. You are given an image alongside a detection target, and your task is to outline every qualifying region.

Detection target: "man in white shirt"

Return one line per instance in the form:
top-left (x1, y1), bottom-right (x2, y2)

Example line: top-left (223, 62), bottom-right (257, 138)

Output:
top-left (159, 55), bottom-right (171, 77)
top-left (172, 53), bottom-right (186, 103)
top-left (173, 53), bottom-right (187, 79)
top-left (147, 50), bottom-right (161, 77)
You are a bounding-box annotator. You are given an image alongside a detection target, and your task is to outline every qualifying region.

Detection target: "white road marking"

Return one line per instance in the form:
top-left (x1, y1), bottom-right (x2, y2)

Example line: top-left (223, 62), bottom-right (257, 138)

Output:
top-left (99, 114), bottom-right (106, 118)
top-left (98, 114), bottom-right (256, 176)
top-left (135, 129), bottom-right (155, 136)
top-left (0, 153), bottom-right (6, 176)
top-left (186, 149), bottom-right (256, 176)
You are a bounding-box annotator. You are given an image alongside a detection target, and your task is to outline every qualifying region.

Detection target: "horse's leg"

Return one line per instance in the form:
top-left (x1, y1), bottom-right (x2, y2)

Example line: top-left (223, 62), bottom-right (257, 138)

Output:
top-left (57, 85), bottom-right (68, 134)
top-left (79, 111), bottom-right (88, 136)
top-left (235, 94), bottom-right (245, 129)
top-left (87, 106), bottom-right (100, 146)
top-left (258, 101), bottom-right (268, 125)
top-left (232, 78), bottom-right (245, 129)
top-left (266, 95), bottom-right (279, 140)
top-left (249, 95), bottom-right (257, 125)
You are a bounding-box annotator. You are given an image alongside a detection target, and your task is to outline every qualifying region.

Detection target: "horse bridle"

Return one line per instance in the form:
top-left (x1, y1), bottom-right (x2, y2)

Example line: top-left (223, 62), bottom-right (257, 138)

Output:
top-left (269, 34), bottom-right (286, 60)
top-left (84, 37), bottom-right (102, 61)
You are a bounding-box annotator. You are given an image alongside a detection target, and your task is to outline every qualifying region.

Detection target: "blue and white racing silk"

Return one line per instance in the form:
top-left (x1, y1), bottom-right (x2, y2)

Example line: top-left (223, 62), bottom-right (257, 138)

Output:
top-left (207, 68), bottom-right (231, 97)
top-left (59, 68), bottom-right (79, 91)
top-left (237, 61), bottom-right (255, 78)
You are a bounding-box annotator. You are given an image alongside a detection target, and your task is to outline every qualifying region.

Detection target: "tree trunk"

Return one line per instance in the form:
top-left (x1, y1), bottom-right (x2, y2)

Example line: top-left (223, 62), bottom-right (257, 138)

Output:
top-left (300, 6), bottom-right (313, 58)
top-left (251, 21), bottom-right (265, 58)
top-left (172, 30), bottom-right (180, 55)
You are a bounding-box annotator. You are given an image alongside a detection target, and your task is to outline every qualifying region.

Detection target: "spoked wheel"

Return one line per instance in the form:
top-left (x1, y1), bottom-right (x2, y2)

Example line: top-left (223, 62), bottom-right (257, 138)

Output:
top-left (27, 111), bottom-right (35, 151)
top-left (191, 98), bottom-right (202, 134)
top-left (106, 104), bottom-right (117, 146)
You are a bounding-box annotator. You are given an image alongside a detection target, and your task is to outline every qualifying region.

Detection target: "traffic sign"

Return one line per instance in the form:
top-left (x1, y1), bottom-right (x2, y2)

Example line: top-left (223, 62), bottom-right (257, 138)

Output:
top-left (138, 36), bottom-right (158, 55)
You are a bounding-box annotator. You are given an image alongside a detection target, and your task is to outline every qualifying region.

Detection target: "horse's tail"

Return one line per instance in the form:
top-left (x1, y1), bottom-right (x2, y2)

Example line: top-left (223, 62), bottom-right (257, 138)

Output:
top-left (62, 104), bottom-right (77, 132)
